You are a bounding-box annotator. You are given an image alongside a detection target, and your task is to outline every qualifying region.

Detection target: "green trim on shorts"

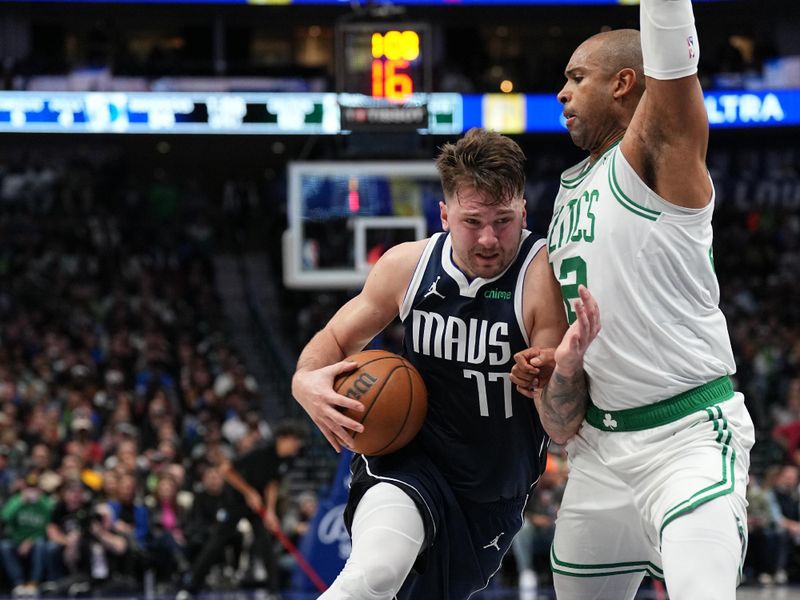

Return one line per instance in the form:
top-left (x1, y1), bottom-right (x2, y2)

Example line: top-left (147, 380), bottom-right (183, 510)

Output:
top-left (585, 376), bottom-right (735, 432)
top-left (736, 514), bottom-right (747, 585)
top-left (659, 405), bottom-right (736, 538)
top-left (550, 545), bottom-right (665, 581)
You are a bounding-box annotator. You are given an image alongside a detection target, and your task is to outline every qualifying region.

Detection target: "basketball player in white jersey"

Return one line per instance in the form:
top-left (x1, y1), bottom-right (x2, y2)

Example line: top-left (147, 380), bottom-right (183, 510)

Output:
top-left (510, 1), bottom-right (754, 598)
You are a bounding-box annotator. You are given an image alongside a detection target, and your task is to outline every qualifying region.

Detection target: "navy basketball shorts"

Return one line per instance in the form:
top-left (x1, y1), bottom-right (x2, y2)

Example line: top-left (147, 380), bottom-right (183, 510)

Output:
top-left (344, 444), bottom-right (528, 600)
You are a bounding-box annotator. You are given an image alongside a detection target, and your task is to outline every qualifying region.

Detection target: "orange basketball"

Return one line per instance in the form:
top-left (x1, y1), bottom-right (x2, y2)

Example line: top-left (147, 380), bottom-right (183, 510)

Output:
top-left (334, 349), bottom-right (428, 456)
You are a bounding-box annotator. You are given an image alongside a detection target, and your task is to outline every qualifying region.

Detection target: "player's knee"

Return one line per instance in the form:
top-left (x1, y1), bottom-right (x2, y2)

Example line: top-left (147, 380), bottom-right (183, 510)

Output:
top-left (322, 569), bottom-right (366, 600)
top-left (363, 561), bottom-right (404, 596)
top-left (333, 561), bottom-right (403, 600)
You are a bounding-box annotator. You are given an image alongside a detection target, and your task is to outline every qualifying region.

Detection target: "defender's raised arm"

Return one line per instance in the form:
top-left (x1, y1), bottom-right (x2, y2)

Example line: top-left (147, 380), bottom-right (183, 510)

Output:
top-left (622, 0), bottom-right (712, 209)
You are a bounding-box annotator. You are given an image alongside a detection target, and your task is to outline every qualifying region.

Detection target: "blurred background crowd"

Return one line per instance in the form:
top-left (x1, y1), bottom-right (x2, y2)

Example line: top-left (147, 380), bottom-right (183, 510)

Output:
top-left (0, 149), bottom-right (321, 596)
top-left (1, 0), bottom-right (800, 598)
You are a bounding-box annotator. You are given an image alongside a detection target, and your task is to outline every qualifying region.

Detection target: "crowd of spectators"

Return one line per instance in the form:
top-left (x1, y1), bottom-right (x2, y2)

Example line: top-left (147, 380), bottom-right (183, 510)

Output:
top-left (0, 151), bottom-right (315, 598)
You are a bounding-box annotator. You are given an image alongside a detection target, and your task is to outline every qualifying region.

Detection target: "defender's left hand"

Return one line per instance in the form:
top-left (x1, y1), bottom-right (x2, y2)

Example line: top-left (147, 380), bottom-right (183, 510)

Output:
top-left (554, 285), bottom-right (601, 377)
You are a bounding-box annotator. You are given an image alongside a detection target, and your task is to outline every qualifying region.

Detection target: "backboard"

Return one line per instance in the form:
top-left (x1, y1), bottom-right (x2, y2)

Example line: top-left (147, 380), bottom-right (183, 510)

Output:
top-left (283, 161), bottom-right (443, 289)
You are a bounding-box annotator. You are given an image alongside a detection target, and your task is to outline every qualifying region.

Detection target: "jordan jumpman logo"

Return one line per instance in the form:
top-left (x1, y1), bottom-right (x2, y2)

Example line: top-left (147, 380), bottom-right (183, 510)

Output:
top-left (483, 532), bottom-right (504, 551)
top-left (424, 276), bottom-right (445, 299)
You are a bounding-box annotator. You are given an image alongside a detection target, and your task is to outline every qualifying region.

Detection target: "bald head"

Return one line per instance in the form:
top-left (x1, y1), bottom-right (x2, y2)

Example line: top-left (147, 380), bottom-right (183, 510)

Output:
top-left (559, 28), bottom-right (645, 155)
top-left (584, 29), bottom-right (645, 94)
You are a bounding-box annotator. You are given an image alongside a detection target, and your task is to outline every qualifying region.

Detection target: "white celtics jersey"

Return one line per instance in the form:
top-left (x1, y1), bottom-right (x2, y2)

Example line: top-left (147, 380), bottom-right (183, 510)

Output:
top-left (547, 142), bottom-right (736, 411)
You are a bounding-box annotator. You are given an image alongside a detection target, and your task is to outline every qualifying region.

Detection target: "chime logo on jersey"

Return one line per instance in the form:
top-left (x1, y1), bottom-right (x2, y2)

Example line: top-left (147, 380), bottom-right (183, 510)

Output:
top-left (483, 288), bottom-right (511, 300)
top-left (411, 309), bottom-right (511, 365)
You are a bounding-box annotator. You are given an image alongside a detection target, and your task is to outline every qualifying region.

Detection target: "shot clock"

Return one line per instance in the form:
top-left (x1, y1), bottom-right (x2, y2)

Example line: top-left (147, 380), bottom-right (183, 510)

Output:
top-left (336, 22), bottom-right (431, 131)
top-left (370, 29), bottom-right (420, 100)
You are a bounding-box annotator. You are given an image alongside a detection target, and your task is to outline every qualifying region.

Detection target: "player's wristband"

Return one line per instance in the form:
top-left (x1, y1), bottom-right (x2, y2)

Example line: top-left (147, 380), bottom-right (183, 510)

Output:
top-left (640, 0), bottom-right (699, 80)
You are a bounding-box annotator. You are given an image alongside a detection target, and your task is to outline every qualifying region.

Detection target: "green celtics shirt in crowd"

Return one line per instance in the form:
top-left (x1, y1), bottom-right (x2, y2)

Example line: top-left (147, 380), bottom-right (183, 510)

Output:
top-left (1, 491), bottom-right (54, 544)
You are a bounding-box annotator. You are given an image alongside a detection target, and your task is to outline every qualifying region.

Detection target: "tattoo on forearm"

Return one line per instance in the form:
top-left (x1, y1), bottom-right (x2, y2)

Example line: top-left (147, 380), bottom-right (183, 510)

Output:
top-left (541, 369), bottom-right (588, 434)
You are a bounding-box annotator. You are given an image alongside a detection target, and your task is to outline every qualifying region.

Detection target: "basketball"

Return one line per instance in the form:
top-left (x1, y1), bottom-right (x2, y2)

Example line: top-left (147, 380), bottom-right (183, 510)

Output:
top-left (334, 349), bottom-right (428, 456)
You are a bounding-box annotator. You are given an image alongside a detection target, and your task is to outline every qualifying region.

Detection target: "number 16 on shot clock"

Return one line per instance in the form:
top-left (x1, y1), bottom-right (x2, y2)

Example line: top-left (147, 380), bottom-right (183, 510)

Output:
top-left (371, 30), bottom-right (420, 101)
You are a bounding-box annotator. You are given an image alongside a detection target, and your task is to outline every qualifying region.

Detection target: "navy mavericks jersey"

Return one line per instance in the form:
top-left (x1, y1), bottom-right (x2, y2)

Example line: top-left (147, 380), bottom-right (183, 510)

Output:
top-left (399, 231), bottom-right (550, 503)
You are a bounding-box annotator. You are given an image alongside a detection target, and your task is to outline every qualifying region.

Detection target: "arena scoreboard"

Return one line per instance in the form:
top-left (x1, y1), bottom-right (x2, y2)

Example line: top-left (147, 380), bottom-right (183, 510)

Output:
top-left (336, 22), bottom-right (431, 131)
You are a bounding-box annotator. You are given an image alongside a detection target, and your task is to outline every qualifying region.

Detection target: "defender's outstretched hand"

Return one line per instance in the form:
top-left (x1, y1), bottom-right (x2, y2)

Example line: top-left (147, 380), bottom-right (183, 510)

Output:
top-left (292, 361), bottom-right (365, 453)
top-left (555, 285), bottom-right (601, 377)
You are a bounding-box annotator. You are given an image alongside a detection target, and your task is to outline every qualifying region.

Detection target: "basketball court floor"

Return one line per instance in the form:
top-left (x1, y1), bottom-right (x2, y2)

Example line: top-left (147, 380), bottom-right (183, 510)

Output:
top-left (1, 583), bottom-right (798, 598)
top-left (189, 587), bottom-right (800, 599)
top-left (495, 587), bottom-right (800, 600)
top-left (146, 586), bottom-right (800, 599)
top-left (470, 587), bottom-right (800, 599)
top-left (737, 589), bottom-right (800, 600)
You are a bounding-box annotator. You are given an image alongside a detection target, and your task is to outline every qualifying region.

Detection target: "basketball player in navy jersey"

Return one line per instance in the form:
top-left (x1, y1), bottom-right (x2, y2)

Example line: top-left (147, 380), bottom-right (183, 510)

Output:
top-left (292, 128), bottom-right (601, 599)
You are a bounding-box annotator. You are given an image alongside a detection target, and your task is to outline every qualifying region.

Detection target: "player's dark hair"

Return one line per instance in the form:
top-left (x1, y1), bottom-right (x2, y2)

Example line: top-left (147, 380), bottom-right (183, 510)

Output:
top-left (436, 128), bottom-right (526, 206)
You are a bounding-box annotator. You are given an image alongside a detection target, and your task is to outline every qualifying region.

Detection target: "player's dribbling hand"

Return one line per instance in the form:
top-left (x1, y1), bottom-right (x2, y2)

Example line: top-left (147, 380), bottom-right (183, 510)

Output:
top-left (510, 347), bottom-right (556, 400)
top-left (554, 285), bottom-right (601, 377)
top-left (292, 360), bottom-right (366, 453)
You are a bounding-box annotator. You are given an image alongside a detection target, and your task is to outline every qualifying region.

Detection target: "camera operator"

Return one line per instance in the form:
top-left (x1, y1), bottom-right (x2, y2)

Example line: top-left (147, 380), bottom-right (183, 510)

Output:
top-left (86, 503), bottom-right (130, 587)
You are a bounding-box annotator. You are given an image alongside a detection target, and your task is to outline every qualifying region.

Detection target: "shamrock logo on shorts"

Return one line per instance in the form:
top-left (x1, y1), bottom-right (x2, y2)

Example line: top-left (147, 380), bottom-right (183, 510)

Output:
top-left (603, 413), bottom-right (618, 430)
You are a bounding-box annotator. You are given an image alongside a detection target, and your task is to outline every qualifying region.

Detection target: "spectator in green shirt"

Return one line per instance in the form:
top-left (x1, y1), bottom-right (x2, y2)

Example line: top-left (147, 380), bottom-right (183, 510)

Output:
top-left (0, 472), bottom-right (54, 596)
